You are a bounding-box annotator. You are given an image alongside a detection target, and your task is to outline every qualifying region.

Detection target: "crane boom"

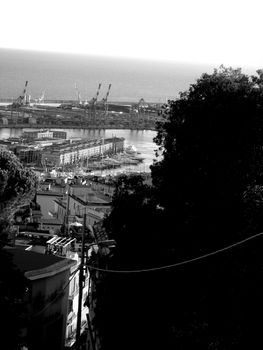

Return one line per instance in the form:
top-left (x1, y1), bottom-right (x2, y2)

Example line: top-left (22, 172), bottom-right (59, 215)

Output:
top-left (11, 81), bottom-right (29, 108)
top-left (88, 83), bottom-right (102, 118)
top-left (22, 81), bottom-right (28, 99)
top-left (94, 83), bottom-right (102, 103)
top-left (100, 83), bottom-right (112, 115)
top-left (101, 83), bottom-right (111, 104)
top-left (89, 83), bottom-right (101, 104)
top-left (19, 81), bottom-right (28, 104)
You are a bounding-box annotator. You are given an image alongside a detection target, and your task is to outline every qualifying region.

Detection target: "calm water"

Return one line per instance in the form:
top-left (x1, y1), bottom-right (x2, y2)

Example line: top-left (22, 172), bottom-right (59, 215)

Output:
top-left (0, 128), bottom-right (158, 173)
top-left (0, 48), bottom-right (217, 103)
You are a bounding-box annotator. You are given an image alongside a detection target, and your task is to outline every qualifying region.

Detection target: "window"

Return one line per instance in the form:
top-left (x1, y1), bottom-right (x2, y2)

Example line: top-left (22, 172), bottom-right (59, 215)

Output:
top-left (68, 299), bottom-right (73, 314)
top-left (72, 277), bottom-right (76, 294)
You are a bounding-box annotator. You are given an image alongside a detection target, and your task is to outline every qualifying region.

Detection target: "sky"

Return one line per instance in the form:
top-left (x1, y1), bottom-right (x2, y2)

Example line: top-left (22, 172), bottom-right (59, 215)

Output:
top-left (0, 0), bottom-right (262, 68)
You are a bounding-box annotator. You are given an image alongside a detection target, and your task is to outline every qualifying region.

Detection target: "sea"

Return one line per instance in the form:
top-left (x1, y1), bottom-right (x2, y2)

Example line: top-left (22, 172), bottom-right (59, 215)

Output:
top-left (0, 48), bottom-right (220, 103)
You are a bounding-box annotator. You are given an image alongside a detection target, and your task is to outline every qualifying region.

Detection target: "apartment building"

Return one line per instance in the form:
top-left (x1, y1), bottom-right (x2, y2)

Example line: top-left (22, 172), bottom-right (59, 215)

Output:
top-left (6, 247), bottom-right (76, 350)
top-left (41, 137), bottom-right (124, 166)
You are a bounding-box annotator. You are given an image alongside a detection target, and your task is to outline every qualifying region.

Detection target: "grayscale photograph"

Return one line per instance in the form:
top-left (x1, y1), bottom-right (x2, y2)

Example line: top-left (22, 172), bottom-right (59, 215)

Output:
top-left (0, 0), bottom-right (263, 349)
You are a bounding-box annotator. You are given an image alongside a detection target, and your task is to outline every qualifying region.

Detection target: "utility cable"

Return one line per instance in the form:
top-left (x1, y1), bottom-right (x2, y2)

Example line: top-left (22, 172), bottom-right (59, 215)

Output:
top-left (86, 230), bottom-right (263, 274)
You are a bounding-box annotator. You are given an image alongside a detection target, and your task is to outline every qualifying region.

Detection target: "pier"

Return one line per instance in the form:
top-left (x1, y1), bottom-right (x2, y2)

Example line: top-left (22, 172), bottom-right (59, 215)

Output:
top-left (0, 103), bottom-right (164, 131)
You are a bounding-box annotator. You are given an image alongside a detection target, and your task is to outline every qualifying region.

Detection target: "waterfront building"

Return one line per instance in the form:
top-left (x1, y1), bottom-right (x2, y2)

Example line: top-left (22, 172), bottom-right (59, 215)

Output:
top-left (23, 130), bottom-right (50, 139)
top-left (41, 137), bottom-right (124, 167)
top-left (5, 247), bottom-right (76, 350)
top-left (22, 129), bottom-right (67, 140)
top-left (53, 130), bottom-right (67, 139)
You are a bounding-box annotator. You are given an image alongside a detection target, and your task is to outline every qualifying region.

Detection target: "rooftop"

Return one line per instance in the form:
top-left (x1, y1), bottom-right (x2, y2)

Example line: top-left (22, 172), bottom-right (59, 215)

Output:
top-left (76, 193), bottom-right (109, 204)
top-left (6, 247), bottom-right (64, 272)
top-left (40, 218), bottom-right (63, 225)
top-left (71, 192), bottom-right (111, 206)
top-left (5, 247), bottom-right (76, 280)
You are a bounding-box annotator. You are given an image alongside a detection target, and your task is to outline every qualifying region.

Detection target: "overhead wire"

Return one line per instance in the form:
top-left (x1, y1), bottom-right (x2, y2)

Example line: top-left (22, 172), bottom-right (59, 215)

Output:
top-left (4, 230), bottom-right (263, 315)
top-left (86, 230), bottom-right (263, 274)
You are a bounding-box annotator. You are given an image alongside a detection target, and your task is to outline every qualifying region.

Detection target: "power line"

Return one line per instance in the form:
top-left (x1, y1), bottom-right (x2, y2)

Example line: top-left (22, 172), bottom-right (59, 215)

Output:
top-left (86, 231), bottom-right (263, 274)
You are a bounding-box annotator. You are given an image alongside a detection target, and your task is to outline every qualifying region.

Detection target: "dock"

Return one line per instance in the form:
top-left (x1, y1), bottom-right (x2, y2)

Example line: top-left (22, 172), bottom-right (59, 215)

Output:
top-left (0, 100), bottom-right (165, 131)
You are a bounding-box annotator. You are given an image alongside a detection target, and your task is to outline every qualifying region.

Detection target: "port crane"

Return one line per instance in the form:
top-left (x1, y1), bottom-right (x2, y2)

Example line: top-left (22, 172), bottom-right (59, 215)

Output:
top-left (11, 81), bottom-right (30, 108)
top-left (136, 98), bottom-right (148, 114)
top-left (89, 83), bottom-right (102, 117)
top-left (75, 83), bottom-right (82, 106)
top-left (34, 91), bottom-right (45, 104)
top-left (100, 83), bottom-right (112, 115)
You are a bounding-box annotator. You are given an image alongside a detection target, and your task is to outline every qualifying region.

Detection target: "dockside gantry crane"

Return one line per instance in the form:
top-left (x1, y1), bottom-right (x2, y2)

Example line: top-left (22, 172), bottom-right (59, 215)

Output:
top-left (100, 83), bottom-right (111, 115)
top-left (34, 90), bottom-right (45, 104)
top-left (75, 83), bottom-right (82, 106)
top-left (11, 81), bottom-right (30, 108)
top-left (137, 98), bottom-right (148, 115)
top-left (89, 83), bottom-right (102, 117)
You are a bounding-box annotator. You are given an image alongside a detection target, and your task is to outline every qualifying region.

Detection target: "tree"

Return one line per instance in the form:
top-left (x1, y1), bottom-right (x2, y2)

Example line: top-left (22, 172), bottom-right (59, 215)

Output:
top-left (0, 148), bottom-right (37, 349)
top-left (94, 67), bottom-right (263, 350)
top-left (0, 148), bottom-right (37, 222)
top-left (103, 174), bottom-right (166, 266)
top-left (151, 65), bottom-right (263, 251)
top-left (149, 66), bottom-right (263, 348)
top-left (93, 174), bottom-right (169, 350)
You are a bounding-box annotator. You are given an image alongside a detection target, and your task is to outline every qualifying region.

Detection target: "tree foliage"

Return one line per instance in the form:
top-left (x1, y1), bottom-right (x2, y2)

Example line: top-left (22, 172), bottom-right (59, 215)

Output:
top-left (0, 148), bottom-right (37, 224)
top-left (93, 67), bottom-right (263, 349)
top-left (103, 174), bottom-right (166, 266)
top-left (0, 149), bottom-right (37, 349)
top-left (152, 66), bottom-right (263, 249)
top-left (94, 174), bottom-right (167, 350)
